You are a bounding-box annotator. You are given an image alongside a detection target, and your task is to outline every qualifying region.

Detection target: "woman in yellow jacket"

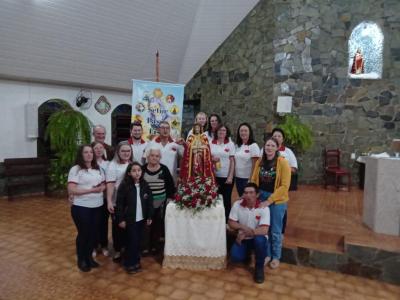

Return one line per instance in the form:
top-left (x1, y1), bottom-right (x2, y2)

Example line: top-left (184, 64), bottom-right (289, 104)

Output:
top-left (250, 137), bottom-right (291, 269)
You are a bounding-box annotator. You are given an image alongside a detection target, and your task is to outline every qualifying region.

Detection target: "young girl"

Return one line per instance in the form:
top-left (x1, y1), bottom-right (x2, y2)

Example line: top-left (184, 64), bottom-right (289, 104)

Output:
top-left (106, 142), bottom-right (133, 261)
top-left (115, 162), bottom-right (153, 274)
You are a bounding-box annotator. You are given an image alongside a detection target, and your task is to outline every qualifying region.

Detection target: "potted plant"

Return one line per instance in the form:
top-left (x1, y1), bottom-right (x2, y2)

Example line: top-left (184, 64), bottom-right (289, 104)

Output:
top-left (277, 114), bottom-right (313, 152)
top-left (45, 100), bottom-right (92, 194)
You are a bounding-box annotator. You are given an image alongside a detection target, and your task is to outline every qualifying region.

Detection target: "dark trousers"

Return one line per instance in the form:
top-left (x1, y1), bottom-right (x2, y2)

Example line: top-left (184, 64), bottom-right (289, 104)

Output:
top-left (235, 177), bottom-right (249, 197)
top-left (230, 236), bottom-right (268, 269)
top-left (125, 220), bottom-right (145, 268)
top-left (95, 200), bottom-right (109, 248)
top-left (216, 177), bottom-right (234, 222)
top-left (111, 208), bottom-right (126, 252)
top-left (143, 207), bottom-right (163, 251)
top-left (71, 205), bottom-right (101, 264)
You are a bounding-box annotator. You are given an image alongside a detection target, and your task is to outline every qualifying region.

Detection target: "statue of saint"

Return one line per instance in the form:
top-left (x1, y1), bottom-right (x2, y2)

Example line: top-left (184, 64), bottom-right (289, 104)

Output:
top-left (351, 48), bottom-right (365, 75)
top-left (179, 123), bottom-right (215, 182)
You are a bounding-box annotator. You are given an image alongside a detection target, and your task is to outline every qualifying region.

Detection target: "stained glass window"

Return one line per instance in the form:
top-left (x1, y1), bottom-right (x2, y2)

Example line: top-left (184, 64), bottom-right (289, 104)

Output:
top-left (348, 22), bottom-right (383, 79)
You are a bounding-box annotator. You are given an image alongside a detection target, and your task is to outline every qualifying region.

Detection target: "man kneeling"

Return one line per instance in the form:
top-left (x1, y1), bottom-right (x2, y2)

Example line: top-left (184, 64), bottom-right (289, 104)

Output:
top-left (228, 183), bottom-right (270, 283)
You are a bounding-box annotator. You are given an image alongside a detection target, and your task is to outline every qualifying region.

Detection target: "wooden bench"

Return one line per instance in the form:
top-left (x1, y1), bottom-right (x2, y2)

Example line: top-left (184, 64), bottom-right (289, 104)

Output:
top-left (4, 157), bottom-right (49, 199)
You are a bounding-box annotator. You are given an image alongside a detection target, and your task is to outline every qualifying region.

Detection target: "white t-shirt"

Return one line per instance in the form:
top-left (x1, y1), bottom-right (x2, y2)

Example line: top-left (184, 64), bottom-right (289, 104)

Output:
top-left (210, 140), bottom-right (235, 178)
top-left (234, 143), bottom-right (260, 179)
top-left (229, 199), bottom-right (270, 239)
top-left (147, 137), bottom-right (184, 182)
top-left (106, 161), bottom-right (129, 206)
top-left (279, 147), bottom-right (298, 169)
top-left (130, 140), bottom-right (148, 165)
top-left (97, 159), bottom-right (109, 175)
top-left (68, 165), bottom-right (105, 208)
top-left (135, 183), bottom-right (144, 222)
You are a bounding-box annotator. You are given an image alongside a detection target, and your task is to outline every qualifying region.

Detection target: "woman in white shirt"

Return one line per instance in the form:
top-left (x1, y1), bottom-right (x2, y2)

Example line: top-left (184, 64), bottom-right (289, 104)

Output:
top-left (206, 113), bottom-right (222, 142)
top-left (186, 112), bottom-right (209, 140)
top-left (68, 145), bottom-right (106, 272)
top-left (234, 123), bottom-right (260, 197)
top-left (210, 124), bottom-right (235, 222)
top-left (106, 141), bottom-right (133, 261)
top-left (271, 127), bottom-right (298, 236)
top-left (91, 141), bottom-right (110, 257)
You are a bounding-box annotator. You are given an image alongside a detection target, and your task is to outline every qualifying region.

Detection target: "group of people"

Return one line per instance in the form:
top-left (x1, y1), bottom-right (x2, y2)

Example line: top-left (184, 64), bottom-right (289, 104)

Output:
top-left (67, 111), bottom-right (298, 283)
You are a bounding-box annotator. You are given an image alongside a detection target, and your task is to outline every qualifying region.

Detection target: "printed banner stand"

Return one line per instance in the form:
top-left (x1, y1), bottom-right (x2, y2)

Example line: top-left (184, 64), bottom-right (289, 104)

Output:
top-left (132, 80), bottom-right (185, 141)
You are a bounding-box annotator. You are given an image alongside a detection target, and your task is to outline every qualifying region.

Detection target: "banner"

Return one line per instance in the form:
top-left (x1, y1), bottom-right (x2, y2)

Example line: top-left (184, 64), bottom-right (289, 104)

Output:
top-left (132, 80), bottom-right (185, 140)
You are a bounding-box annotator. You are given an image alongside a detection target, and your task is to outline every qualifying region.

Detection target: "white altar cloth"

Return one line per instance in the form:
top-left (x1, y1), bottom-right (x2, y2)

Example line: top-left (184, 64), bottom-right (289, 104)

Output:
top-left (163, 198), bottom-right (227, 270)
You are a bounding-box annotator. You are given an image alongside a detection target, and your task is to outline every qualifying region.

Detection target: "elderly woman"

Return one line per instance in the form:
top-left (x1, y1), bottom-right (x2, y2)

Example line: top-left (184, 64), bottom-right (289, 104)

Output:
top-left (68, 145), bottom-right (105, 272)
top-left (142, 146), bottom-right (175, 255)
top-left (106, 142), bottom-right (133, 261)
top-left (250, 137), bottom-right (291, 269)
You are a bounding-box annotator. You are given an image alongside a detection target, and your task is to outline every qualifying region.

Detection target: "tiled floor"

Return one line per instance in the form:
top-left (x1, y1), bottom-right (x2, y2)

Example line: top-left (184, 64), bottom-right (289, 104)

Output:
top-left (284, 186), bottom-right (400, 253)
top-left (0, 194), bottom-right (400, 300)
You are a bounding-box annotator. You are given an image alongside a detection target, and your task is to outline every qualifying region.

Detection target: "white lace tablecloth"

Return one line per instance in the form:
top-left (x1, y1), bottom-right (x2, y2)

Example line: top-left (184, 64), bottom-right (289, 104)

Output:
top-left (163, 198), bottom-right (227, 270)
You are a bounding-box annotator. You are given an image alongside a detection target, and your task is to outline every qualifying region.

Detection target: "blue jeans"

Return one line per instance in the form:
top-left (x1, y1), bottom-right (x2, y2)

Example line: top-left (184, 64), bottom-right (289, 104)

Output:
top-left (267, 203), bottom-right (287, 260)
top-left (235, 177), bottom-right (248, 197)
top-left (259, 190), bottom-right (272, 202)
top-left (230, 236), bottom-right (268, 269)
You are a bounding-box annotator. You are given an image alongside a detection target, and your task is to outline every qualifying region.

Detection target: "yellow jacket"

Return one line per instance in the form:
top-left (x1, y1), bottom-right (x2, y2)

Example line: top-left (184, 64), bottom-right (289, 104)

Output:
top-left (250, 156), bottom-right (291, 204)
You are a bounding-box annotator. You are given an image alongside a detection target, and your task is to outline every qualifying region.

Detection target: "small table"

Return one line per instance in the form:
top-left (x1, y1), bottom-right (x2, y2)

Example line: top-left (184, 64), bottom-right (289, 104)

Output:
top-left (163, 198), bottom-right (227, 270)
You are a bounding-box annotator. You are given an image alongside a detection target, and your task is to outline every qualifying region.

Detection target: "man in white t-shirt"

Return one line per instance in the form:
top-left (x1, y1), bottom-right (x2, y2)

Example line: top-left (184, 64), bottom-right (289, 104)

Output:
top-left (126, 122), bottom-right (148, 165)
top-left (228, 183), bottom-right (270, 284)
top-left (147, 121), bottom-right (184, 184)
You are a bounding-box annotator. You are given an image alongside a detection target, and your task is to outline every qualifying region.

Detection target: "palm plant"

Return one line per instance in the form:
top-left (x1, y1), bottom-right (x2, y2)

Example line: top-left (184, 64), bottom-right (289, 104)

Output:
top-left (45, 100), bottom-right (92, 190)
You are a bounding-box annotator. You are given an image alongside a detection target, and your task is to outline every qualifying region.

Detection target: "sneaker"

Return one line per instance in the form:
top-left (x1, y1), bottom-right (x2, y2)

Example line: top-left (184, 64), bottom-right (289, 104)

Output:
top-left (269, 259), bottom-right (280, 269)
top-left (254, 267), bottom-right (265, 284)
top-left (101, 248), bottom-right (109, 257)
top-left (92, 250), bottom-right (97, 258)
top-left (89, 258), bottom-right (100, 268)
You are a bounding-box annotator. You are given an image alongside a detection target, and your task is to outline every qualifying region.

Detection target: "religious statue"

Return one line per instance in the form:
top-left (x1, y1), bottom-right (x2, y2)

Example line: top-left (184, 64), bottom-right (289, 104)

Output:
top-left (351, 48), bottom-right (365, 75)
top-left (179, 123), bottom-right (215, 183)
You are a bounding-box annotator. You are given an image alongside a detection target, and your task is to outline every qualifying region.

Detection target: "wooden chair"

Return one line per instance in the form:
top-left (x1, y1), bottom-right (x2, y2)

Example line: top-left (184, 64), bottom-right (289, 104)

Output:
top-left (4, 157), bottom-right (49, 199)
top-left (323, 149), bottom-right (351, 191)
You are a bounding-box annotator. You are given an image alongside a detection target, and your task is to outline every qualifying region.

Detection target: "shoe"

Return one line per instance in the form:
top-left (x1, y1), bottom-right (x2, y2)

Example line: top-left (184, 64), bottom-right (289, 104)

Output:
top-left (150, 247), bottom-right (158, 255)
top-left (135, 263), bottom-right (142, 272)
top-left (92, 250), bottom-right (97, 258)
top-left (113, 251), bottom-right (121, 263)
top-left (269, 259), bottom-right (280, 269)
top-left (264, 256), bottom-right (271, 266)
top-left (101, 248), bottom-right (109, 257)
top-left (254, 267), bottom-right (265, 284)
top-left (126, 265), bottom-right (140, 274)
top-left (78, 261), bottom-right (91, 272)
top-left (89, 258), bottom-right (100, 268)
top-left (142, 249), bottom-right (150, 257)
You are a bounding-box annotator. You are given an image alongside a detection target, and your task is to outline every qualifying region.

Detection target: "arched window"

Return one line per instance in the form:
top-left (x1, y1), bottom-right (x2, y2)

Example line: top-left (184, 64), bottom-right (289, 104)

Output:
top-left (111, 104), bottom-right (132, 146)
top-left (348, 22), bottom-right (383, 79)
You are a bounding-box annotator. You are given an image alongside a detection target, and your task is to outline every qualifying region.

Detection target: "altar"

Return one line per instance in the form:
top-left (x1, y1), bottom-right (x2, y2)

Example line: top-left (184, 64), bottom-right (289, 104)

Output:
top-left (162, 198), bottom-right (227, 270)
top-left (363, 157), bottom-right (400, 236)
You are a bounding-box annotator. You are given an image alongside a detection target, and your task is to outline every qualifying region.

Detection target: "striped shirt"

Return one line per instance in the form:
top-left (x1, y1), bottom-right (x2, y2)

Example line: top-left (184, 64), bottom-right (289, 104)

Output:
top-left (143, 166), bottom-right (167, 209)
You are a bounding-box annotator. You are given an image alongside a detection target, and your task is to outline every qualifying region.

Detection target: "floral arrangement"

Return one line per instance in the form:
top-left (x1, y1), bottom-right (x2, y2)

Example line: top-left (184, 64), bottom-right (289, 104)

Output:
top-left (174, 176), bottom-right (219, 214)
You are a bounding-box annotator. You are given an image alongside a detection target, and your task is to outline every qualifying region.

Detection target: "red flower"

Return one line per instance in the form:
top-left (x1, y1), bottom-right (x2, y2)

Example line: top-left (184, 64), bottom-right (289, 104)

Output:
top-left (255, 215), bottom-right (261, 220)
top-left (175, 194), bottom-right (182, 202)
top-left (185, 188), bottom-right (191, 194)
top-left (193, 183), bottom-right (199, 189)
top-left (224, 148), bottom-right (229, 152)
top-left (244, 149), bottom-right (250, 153)
top-left (200, 177), bottom-right (206, 184)
top-left (211, 192), bottom-right (218, 198)
top-left (171, 147), bottom-right (177, 152)
top-left (205, 185), bottom-right (211, 192)
top-left (191, 200), bottom-right (197, 208)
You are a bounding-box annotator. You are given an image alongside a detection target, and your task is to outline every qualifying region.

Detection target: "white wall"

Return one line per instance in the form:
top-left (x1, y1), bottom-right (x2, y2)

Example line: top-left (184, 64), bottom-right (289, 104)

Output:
top-left (0, 79), bottom-right (131, 162)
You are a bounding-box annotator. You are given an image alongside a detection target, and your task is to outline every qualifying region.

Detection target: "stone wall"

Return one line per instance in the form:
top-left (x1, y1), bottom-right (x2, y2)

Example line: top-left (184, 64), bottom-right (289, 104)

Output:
top-left (185, 0), bottom-right (400, 183)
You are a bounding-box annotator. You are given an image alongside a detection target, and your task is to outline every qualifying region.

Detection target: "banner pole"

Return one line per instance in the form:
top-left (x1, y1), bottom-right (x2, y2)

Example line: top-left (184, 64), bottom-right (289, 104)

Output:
top-left (156, 50), bottom-right (160, 82)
